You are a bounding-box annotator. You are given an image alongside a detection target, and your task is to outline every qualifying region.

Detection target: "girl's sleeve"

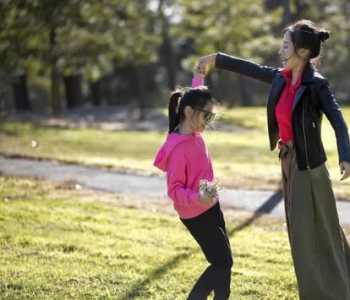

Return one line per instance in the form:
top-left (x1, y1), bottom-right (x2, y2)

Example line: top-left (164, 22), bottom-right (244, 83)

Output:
top-left (166, 148), bottom-right (201, 207)
top-left (191, 77), bottom-right (203, 87)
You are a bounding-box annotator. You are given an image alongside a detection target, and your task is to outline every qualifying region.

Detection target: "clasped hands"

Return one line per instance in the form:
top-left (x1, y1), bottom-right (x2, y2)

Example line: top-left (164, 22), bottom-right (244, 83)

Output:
top-left (193, 53), bottom-right (217, 78)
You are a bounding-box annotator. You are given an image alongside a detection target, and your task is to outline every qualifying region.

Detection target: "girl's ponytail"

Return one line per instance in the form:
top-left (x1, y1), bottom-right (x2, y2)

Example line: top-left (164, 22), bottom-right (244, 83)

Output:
top-left (168, 91), bottom-right (182, 133)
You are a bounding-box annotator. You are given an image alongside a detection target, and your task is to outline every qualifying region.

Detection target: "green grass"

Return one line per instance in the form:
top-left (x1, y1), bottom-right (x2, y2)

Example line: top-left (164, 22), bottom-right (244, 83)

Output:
top-left (0, 176), bottom-right (298, 299)
top-left (1, 106), bottom-right (350, 198)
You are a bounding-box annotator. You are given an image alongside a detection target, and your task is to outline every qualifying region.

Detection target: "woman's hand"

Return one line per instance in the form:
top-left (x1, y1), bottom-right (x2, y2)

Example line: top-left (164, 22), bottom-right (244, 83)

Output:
top-left (198, 53), bottom-right (217, 66)
top-left (339, 161), bottom-right (350, 180)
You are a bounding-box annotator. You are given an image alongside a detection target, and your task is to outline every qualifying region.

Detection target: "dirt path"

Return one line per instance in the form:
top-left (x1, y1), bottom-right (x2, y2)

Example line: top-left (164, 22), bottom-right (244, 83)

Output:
top-left (1, 155), bottom-right (349, 227)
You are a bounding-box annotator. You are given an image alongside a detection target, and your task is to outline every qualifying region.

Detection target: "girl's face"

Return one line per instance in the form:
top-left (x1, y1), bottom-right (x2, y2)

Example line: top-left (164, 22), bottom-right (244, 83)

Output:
top-left (190, 102), bottom-right (216, 132)
top-left (279, 31), bottom-right (304, 70)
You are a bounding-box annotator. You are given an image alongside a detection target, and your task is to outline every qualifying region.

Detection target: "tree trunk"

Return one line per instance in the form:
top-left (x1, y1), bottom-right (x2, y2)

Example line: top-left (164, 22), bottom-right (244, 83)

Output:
top-left (134, 67), bottom-right (146, 120)
top-left (158, 0), bottom-right (177, 90)
top-left (238, 75), bottom-right (253, 106)
top-left (161, 36), bottom-right (177, 90)
top-left (281, 0), bottom-right (292, 26)
top-left (64, 74), bottom-right (82, 109)
top-left (90, 80), bottom-right (101, 106)
top-left (294, 0), bottom-right (308, 19)
top-left (12, 74), bottom-right (30, 111)
top-left (50, 27), bottom-right (62, 113)
top-left (342, 0), bottom-right (349, 20)
top-left (51, 69), bottom-right (61, 112)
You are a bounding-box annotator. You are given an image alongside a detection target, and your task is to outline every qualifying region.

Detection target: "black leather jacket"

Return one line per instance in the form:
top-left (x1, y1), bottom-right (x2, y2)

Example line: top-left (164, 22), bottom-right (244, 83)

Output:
top-left (215, 52), bottom-right (350, 170)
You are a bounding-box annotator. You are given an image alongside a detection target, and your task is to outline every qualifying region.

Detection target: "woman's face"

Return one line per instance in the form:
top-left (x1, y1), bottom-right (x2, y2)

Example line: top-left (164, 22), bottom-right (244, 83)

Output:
top-left (279, 31), bottom-right (303, 70)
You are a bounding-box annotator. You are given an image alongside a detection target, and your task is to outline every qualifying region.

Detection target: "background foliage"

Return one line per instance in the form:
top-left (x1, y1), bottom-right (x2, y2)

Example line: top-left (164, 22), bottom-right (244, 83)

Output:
top-left (0, 0), bottom-right (349, 113)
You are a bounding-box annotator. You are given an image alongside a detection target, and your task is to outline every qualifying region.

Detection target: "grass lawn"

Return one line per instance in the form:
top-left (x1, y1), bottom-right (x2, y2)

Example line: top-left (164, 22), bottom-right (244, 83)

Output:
top-left (1, 106), bottom-right (350, 198)
top-left (0, 176), bottom-right (299, 299)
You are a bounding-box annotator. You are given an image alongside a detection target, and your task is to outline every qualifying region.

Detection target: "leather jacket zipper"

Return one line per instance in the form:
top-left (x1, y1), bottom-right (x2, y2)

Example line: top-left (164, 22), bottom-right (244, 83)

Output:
top-left (302, 99), bottom-right (310, 169)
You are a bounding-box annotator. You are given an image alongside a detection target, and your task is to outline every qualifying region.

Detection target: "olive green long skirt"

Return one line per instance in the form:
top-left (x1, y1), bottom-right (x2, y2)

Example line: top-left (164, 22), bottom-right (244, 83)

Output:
top-left (281, 149), bottom-right (350, 300)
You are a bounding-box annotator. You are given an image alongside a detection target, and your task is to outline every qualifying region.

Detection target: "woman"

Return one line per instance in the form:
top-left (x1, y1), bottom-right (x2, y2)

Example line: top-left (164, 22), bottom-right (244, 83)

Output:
top-left (197, 19), bottom-right (350, 299)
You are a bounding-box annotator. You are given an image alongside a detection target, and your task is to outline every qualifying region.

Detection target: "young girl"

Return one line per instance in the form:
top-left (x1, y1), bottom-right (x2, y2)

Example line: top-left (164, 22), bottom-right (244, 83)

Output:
top-left (153, 74), bottom-right (233, 300)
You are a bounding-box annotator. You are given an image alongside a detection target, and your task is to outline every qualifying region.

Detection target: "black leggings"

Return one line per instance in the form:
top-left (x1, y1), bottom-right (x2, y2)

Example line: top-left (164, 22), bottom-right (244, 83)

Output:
top-left (181, 203), bottom-right (233, 300)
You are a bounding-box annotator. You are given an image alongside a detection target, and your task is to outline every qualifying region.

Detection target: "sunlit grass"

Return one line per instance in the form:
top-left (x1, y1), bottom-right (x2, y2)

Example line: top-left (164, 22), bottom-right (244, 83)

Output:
top-left (215, 106), bottom-right (268, 130)
top-left (0, 176), bottom-right (298, 299)
top-left (1, 106), bottom-right (350, 198)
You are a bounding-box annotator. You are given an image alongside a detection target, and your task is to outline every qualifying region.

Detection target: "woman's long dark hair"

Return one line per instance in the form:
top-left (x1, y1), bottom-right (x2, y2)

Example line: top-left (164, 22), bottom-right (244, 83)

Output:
top-left (168, 86), bottom-right (213, 133)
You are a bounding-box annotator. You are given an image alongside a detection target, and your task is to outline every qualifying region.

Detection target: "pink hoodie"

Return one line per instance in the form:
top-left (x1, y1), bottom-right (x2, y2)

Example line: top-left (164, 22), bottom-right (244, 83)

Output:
top-left (153, 131), bottom-right (215, 219)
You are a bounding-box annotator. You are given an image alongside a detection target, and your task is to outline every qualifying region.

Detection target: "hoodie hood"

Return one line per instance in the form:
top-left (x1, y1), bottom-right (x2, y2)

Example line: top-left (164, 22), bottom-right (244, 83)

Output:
top-left (153, 131), bottom-right (201, 172)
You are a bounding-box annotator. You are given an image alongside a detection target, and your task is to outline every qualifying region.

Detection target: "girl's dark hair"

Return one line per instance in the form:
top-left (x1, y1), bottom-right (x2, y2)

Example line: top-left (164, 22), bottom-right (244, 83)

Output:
top-left (283, 19), bottom-right (330, 67)
top-left (168, 86), bottom-right (213, 133)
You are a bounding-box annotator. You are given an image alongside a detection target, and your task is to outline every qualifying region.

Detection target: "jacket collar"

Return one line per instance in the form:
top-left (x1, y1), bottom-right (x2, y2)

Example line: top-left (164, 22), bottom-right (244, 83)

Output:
top-left (291, 62), bottom-right (315, 111)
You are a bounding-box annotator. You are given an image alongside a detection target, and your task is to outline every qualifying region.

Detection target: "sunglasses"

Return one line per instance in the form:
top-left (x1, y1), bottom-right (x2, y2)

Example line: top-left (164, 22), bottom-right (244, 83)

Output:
top-left (195, 109), bottom-right (216, 122)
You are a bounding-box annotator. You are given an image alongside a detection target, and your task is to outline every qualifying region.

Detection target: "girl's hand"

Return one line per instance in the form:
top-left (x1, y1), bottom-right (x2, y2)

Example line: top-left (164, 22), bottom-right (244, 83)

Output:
top-left (199, 195), bottom-right (215, 206)
top-left (193, 64), bottom-right (206, 78)
top-left (340, 161), bottom-right (350, 181)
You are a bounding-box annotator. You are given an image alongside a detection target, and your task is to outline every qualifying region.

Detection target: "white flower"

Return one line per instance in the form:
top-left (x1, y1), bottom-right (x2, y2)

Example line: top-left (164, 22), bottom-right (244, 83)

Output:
top-left (199, 179), bottom-right (222, 199)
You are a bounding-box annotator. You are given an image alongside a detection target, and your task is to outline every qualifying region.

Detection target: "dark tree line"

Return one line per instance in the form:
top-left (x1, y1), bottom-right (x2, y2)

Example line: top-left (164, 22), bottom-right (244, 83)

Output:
top-left (0, 0), bottom-right (349, 115)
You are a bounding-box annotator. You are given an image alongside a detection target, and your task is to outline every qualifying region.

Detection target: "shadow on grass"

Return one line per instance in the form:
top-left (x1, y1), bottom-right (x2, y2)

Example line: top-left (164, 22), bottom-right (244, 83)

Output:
top-left (228, 189), bottom-right (283, 236)
top-left (118, 252), bottom-right (191, 300)
top-left (120, 189), bottom-right (284, 299)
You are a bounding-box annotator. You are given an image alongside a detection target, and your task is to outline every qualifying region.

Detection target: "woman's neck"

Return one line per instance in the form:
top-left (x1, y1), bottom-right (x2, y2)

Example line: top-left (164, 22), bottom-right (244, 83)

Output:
top-left (291, 62), bottom-right (306, 84)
